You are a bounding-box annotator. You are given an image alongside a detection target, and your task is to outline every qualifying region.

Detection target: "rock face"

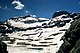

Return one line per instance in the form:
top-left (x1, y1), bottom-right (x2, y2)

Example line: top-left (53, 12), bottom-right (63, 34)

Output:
top-left (57, 15), bottom-right (80, 53)
top-left (52, 11), bottom-right (70, 18)
top-left (0, 41), bottom-right (8, 53)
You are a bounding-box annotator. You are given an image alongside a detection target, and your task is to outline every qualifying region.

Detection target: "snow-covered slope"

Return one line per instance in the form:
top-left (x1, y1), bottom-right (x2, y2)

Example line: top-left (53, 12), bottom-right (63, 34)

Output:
top-left (2, 11), bottom-right (79, 53)
top-left (5, 16), bottom-right (49, 28)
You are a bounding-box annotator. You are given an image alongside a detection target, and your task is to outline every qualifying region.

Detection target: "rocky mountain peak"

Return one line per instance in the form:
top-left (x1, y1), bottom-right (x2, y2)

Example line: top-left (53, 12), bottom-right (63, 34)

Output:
top-left (0, 11), bottom-right (80, 53)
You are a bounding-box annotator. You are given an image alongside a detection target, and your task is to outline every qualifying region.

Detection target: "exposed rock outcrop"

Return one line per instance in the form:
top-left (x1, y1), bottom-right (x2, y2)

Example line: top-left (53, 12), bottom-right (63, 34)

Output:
top-left (52, 11), bottom-right (70, 18)
top-left (0, 40), bottom-right (8, 53)
top-left (57, 14), bottom-right (80, 53)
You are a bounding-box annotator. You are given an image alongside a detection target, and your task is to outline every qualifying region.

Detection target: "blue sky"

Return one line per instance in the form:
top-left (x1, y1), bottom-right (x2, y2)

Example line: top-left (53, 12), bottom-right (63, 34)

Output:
top-left (0, 0), bottom-right (80, 21)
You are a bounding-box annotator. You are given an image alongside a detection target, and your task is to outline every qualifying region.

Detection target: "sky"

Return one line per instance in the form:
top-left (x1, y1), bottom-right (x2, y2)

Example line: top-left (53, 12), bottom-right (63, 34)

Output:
top-left (0, 0), bottom-right (80, 21)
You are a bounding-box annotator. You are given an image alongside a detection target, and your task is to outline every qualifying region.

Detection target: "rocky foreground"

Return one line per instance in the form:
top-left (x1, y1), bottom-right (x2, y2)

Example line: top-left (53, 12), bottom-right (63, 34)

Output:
top-left (0, 11), bottom-right (80, 53)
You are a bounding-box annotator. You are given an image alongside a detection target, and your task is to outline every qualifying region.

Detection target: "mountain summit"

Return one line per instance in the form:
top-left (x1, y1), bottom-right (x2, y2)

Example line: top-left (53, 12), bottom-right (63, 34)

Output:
top-left (0, 11), bottom-right (80, 53)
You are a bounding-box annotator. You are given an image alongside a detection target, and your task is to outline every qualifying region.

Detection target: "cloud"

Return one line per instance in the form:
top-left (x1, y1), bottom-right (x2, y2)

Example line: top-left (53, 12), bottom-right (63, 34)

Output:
top-left (0, 6), bottom-right (8, 9)
top-left (3, 6), bottom-right (8, 9)
top-left (11, 0), bottom-right (24, 10)
top-left (25, 10), bottom-right (30, 14)
top-left (25, 10), bottom-right (37, 17)
top-left (0, 6), bottom-right (1, 8)
top-left (32, 15), bottom-right (37, 17)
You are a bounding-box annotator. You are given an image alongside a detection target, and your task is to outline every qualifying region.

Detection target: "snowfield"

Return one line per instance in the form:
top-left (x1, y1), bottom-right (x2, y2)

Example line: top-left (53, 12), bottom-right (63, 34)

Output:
top-left (3, 14), bottom-right (74, 53)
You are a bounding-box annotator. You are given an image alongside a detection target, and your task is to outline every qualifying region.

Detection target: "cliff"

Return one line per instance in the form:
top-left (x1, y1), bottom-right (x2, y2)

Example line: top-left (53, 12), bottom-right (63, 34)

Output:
top-left (57, 14), bottom-right (80, 53)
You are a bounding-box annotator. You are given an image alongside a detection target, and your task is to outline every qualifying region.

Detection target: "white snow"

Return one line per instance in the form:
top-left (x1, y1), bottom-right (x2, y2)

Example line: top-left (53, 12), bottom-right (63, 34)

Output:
top-left (3, 15), bottom-right (73, 53)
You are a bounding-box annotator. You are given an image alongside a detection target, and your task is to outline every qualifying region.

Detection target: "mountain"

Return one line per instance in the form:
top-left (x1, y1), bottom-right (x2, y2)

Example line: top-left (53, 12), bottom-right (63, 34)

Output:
top-left (0, 11), bottom-right (80, 53)
top-left (57, 13), bottom-right (80, 53)
top-left (5, 15), bottom-right (49, 28)
top-left (52, 11), bottom-right (70, 18)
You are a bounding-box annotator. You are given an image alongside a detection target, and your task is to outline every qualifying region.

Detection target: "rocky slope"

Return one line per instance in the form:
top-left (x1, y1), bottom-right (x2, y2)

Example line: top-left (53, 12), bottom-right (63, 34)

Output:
top-left (0, 40), bottom-right (8, 53)
top-left (57, 13), bottom-right (80, 53)
top-left (0, 11), bottom-right (80, 53)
